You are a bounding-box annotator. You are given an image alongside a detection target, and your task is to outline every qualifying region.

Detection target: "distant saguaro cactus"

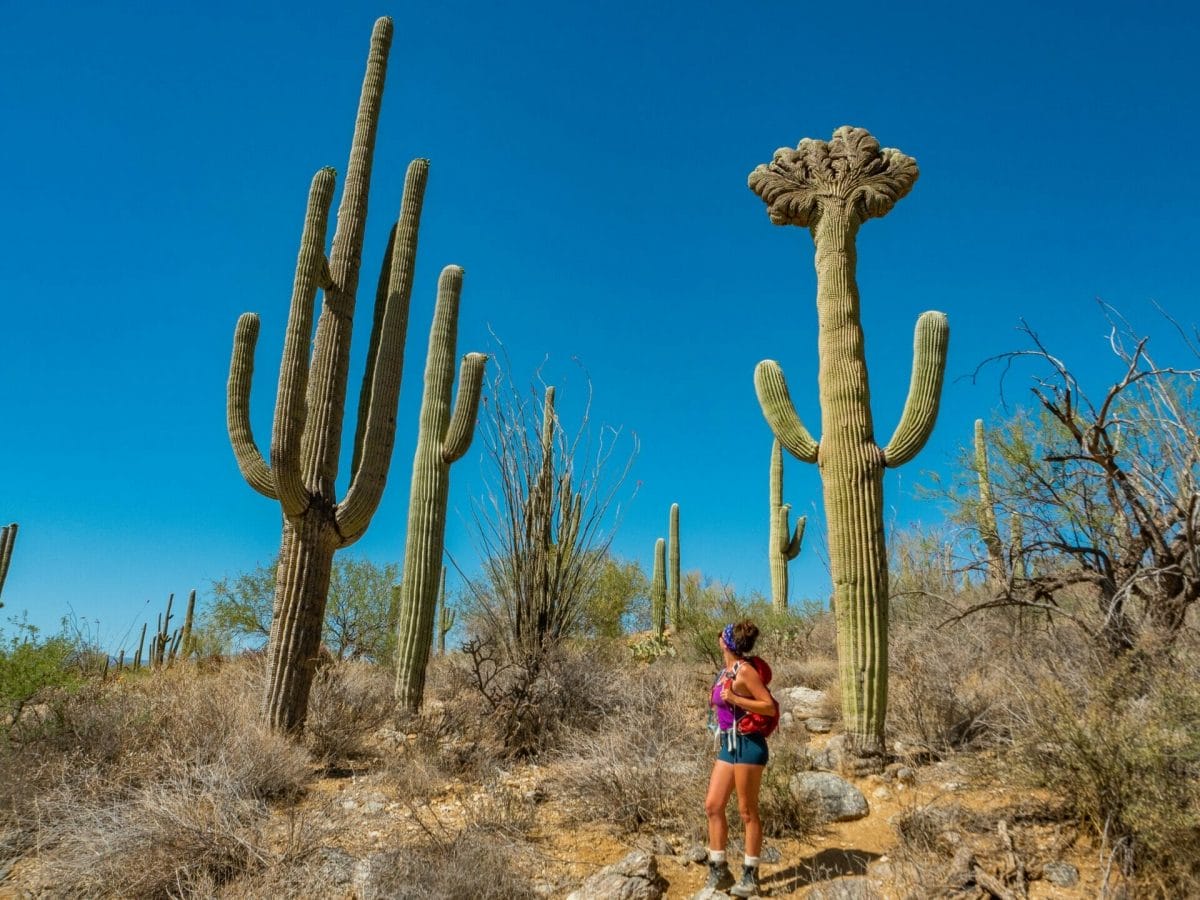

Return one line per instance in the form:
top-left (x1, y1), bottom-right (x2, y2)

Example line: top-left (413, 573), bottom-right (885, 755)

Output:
top-left (226, 18), bottom-right (426, 732)
top-left (435, 566), bottom-right (456, 656)
top-left (769, 439), bottom-right (806, 609)
top-left (651, 537), bottom-right (667, 638)
top-left (975, 419), bottom-right (1007, 584)
top-left (0, 523), bottom-right (16, 608)
top-left (394, 266), bottom-right (487, 712)
top-left (668, 503), bottom-right (681, 629)
top-left (750, 126), bottom-right (949, 764)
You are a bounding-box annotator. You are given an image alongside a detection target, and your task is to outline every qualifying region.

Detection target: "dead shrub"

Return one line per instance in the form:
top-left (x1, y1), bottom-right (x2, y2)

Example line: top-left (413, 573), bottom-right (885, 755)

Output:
top-left (359, 825), bottom-right (537, 899)
top-left (305, 661), bottom-right (393, 763)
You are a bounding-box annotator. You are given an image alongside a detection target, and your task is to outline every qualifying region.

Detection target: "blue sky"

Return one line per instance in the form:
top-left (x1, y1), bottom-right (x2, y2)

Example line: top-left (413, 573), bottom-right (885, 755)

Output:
top-left (3, 1), bottom-right (1198, 649)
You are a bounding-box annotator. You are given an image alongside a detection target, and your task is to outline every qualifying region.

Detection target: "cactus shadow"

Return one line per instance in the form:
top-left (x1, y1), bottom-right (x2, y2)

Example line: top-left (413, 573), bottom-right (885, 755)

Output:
top-left (762, 847), bottom-right (880, 893)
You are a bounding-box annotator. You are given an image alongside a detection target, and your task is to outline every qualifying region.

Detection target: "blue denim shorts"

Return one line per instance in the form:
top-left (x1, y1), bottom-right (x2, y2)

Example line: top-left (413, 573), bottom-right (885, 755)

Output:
top-left (717, 731), bottom-right (769, 766)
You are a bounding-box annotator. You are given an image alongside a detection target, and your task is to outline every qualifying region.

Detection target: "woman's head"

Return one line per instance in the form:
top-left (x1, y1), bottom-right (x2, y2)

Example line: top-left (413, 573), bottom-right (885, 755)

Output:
top-left (721, 620), bottom-right (760, 657)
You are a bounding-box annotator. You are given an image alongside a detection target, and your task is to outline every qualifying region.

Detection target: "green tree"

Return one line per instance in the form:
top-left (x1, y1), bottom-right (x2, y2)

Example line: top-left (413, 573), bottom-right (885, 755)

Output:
top-left (579, 554), bottom-right (647, 640)
top-left (204, 557), bottom-right (399, 661)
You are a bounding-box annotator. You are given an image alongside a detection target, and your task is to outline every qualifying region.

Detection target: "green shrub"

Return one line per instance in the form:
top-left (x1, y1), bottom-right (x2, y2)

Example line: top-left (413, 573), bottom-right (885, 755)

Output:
top-left (0, 617), bottom-right (83, 729)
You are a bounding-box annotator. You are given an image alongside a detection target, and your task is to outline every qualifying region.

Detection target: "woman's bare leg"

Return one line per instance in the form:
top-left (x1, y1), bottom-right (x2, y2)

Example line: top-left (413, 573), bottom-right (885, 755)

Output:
top-left (704, 760), bottom-right (736, 850)
top-left (733, 763), bottom-right (765, 856)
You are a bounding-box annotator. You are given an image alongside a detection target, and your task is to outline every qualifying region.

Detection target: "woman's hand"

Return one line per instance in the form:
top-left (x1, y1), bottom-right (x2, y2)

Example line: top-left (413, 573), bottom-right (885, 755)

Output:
top-left (720, 685), bottom-right (736, 706)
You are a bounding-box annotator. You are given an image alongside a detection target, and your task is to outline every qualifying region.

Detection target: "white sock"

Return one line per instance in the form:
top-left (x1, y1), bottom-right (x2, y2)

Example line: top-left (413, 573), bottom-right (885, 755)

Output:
top-left (708, 849), bottom-right (726, 864)
top-left (743, 855), bottom-right (760, 868)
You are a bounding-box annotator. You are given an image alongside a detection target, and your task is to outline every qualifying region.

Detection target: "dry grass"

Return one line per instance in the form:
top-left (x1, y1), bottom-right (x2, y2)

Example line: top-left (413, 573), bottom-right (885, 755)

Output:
top-left (305, 660), bottom-right (394, 764)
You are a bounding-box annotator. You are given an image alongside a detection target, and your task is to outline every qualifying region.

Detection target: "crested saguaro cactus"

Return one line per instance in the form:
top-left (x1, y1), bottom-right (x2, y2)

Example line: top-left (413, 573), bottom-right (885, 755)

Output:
top-left (0, 523), bottom-right (16, 609)
top-left (769, 439), bottom-right (806, 609)
top-left (393, 267), bottom-right (487, 712)
top-left (226, 18), bottom-right (426, 732)
top-left (750, 127), bottom-right (949, 762)
top-left (668, 503), bottom-right (681, 629)
top-left (651, 537), bottom-right (667, 638)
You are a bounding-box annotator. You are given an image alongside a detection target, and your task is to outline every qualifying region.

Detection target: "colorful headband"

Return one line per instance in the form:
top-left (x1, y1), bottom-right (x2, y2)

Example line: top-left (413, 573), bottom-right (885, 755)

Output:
top-left (722, 623), bottom-right (739, 655)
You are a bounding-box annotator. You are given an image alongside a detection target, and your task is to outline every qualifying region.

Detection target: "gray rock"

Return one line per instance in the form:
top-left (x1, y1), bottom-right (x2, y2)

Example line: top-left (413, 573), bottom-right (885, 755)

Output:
top-left (689, 889), bottom-right (733, 900)
top-left (807, 734), bottom-right (846, 772)
top-left (778, 686), bottom-right (830, 719)
top-left (1043, 861), bottom-right (1079, 887)
top-left (310, 847), bottom-right (357, 887)
top-left (805, 717), bottom-right (833, 733)
top-left (363, 800), bottom-right (385, 813)
top-left (566, 851), bottom-right (668, 900)
top-left (779, 710), bottom-right (796, 730)
top-left (790, 772), bottom-right (870, 823)
top-left (894, 766), bottom-right (915, 784)
top-left (806, 877), bottom-right (882, 900)
top-left (761, 845), bottom-right (782, 864)
top-left (685, 843), bottom-right (709, 864)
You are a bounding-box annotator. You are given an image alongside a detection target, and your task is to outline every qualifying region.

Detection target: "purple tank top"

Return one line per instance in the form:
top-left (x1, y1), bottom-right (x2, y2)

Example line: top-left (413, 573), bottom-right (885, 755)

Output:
top-left (711, 669), bottom-right (736, 730)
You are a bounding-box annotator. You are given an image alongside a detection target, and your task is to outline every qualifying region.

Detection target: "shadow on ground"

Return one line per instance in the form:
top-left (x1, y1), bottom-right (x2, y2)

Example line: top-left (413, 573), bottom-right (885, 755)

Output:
top-left (764, 848), bottom-right (881, 893)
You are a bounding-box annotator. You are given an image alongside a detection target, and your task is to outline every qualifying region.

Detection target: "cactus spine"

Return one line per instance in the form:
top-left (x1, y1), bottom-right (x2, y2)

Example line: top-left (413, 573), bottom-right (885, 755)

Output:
top-left (769, 439), bottom-right (806, 608)
top-left (393, 267), bottom-right (487, 712)
top-left (651, 537), bottom-right (667, 637)
top-left (226, 18), bottom-right (425, 732)
top-left (0, 523), bottom-right (16, 609)
top-left (435, 566), bottom-right (455, 655)
top-left (750, 127), bottom-right (949, 761)
top-left (668, 503), bottom-right (681, 629)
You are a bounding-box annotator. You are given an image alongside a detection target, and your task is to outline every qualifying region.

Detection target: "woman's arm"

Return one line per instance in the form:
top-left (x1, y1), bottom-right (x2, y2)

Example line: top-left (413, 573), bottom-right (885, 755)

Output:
top-left (721, 664), bottom-right (776, 716)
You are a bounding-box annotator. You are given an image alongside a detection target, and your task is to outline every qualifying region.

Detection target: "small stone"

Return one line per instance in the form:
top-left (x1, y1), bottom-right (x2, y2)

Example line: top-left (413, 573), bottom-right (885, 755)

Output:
top-left (894, 766), bottom-right (916, 784)
top-left (761, 845), bottom-right (782, 864)
top-left (340, 799), bottom-right (359, 810)
top-left (941, 781), bottom-right (966, 791)
top-left (790, 772), bottom-right (869, 822)
top-left (363, 800), bottom-right (385, 813)
top-left (685, 844), bottom-right (708, 864)
top-left (1043, 861), bottom-right (1079, 887)
top-left (805, 717), bottom-right (833, 733)
top-left (872, 787), bottom-right (891, 800)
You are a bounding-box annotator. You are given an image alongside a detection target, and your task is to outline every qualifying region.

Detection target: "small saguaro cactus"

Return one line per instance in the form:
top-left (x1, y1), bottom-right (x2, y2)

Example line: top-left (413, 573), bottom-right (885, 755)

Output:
top-left (769, 439), bottom-right (806, 609)
top-left (0, 523), bottom-right (16, 608)
top-left (226, 19), bottom-right (430, 732)
top-left (436, 566), bottom-right (456, 655)
top-left (975, 419), bottom-right (1007, 584)
top-left (133, 622), bottom-right (147, 671)
top-left (668, 503), bottom-right (681, 629)
top-left (393, 267), bottom-right (487, 713)
top-left (650, 537), bottom-right (667, 638)
top-left (750, 127), bottom-right (949, 764)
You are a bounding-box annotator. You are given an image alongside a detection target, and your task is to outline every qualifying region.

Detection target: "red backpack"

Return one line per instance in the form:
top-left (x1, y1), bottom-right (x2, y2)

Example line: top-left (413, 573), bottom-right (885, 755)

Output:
top-left (722, 656), bottom-right (780, 738)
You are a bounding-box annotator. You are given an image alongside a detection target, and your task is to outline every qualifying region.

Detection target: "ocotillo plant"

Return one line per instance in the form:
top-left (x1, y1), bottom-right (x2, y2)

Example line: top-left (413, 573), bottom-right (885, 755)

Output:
top-left (750, 126), bottom-right (949, 763)
top-left (651, 537), bottom-right (667, 638)
top-left (226, 18), bottom-right (427, 732)
top-left (0, 523), bottom-right (16, 609)
top-left (769, 439), bottom-right (806, 609)
top-left (668, 503), bottom-right (681, 629)
top-left (435, 567), bottom-right (455, 655)
top-left (393, 267), bottom-right (486, 712)
top-left (975, 419), bottom-right (1006, 584)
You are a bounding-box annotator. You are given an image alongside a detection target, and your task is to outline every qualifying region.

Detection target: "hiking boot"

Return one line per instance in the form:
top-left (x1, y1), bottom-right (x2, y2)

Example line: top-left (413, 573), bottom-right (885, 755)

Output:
top-left (704, 860), bottom-right (734, 891)
top-left (729, 864), bottom-right (759, 897)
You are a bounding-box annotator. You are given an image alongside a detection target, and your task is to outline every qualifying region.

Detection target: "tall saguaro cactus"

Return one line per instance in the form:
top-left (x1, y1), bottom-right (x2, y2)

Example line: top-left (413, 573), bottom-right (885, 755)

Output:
top-left (668, 503), bottom-right (681, 629)
top-left (750, 127), bottom-right (949, 762)
top-left (651, 537), bottom-right (667, 638)
top-left (226, 18), bottom-right (425, 732)
top-left (0, 523), bottom-right (16, 608)
top-left (393, 267), bottom-right (487, 713)
top-left (769, 439), bottom-right (806, 609)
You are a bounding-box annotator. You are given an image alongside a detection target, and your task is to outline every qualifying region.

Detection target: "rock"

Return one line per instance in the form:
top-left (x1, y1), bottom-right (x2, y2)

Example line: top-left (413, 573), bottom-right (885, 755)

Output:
top-left (310, 847), bottom-right (357, 887)
top-left (894, 767), bottom-right (915, 784)
top-left (565, 851), bottom-right (668, 900)
top-left (761, 845), bottom-right (782, 864)
top-left (807, 734), bottom-right (846, 771)
top-left (778, 686), bottom-right (830, 719)
top-left (689, 889), bottom-right (733, 900)
top-left (1043, 861), bottom-right (1079, 887)
top-left (363, 800), bottom-right (385, 813)
top-left (872, 786), bottom-right (891, 800)
top-left (685, 843), bottom-right (709, 864)
top-left (805, 717), bottom-right (833, 733)
top-left (806, 876), bottom-right (882, 899)
top-left (940, 781), bottom-right (966, 791)
top-left (790, 772), bottom-right (870, 822)
top-left (637, 835), bottom-right (675, 856)
top-left (779, 710), bottom-right (796, 729)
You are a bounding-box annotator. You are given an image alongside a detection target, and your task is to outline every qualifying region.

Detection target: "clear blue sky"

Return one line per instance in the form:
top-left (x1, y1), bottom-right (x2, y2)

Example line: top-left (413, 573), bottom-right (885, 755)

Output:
top-left (3, 1), bottom-right (1198, 649)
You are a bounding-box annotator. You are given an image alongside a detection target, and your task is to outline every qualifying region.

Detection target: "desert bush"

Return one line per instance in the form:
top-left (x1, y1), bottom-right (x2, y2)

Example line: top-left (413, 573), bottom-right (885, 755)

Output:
top-left (553, 661), bottom-right (708, 833)
top-left (1007, 655), bottom-right (1200, 896)
top-left (305, 660), bottom-right (393, 763)
top-left (0, 616), bottom-right (85, 728)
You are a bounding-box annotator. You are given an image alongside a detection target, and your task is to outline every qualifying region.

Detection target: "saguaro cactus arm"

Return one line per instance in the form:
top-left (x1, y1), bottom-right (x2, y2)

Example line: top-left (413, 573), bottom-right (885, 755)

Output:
top-left (272, 168), bottom-right (337, 517)
top-left (778, 506), bottom-right (806, 559)
top-left (881, 311), bottom-right (950, 467)
top-left (227, 315), bottom-right (277, 499)
top-left (337, 160), bottom-right (430, 541)
top-left (0, 523), bottom-right (17, 607)
top-left (755, 362), bottom-right (819, 463)
top-left (441, 353), bottom-right (488, 463)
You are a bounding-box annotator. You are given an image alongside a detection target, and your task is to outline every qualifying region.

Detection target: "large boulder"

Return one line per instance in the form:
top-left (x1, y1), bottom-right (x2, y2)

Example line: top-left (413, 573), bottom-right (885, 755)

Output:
top-left (790, 772), bottom-right (869, 822)
top-left (566, 851), bottom-right (668, 900)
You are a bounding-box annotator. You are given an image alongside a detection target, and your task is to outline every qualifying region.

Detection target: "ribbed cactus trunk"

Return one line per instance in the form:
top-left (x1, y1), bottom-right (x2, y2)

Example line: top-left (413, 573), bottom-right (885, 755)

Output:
top-left (975, 420), bottom-right (1006, 583)
top-left (393, 267), bottom-right (487, 713)
top-left (651, 537), bottom-right (667, 638)
top-left (751, 128), bottom-right (949, 765)
top-left (0, 523), bottom-right (16, 609)
top-left (769, 439), bottom-right (805, 609)
top-left (668, 503), bottom-right (681, 629)
top-left (226, 19), bottom-right (427, 732)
